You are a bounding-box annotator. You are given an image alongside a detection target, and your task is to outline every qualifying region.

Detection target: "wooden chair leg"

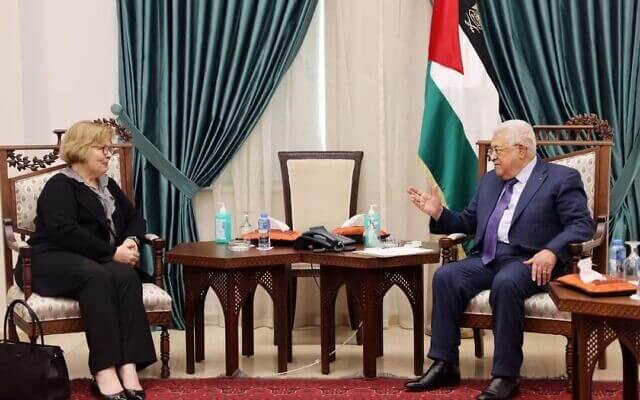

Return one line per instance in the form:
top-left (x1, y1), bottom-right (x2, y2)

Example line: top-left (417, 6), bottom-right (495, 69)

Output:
top-left (28, 324), bottom-right (38, 344)
top-left (160, 326), bottom-right (170, 378)
top-left (274, 275), bottom-right (298, 346)
top-left (473, 328), bottom-right (484, 358)
top-left (565, 336), bottom-right (573, 387)
top-left (7, 313), bottom-right (18, 341)
top-left (597, 351), bottom-right (607, 369)
top-left (288, 276), bottom-right (298, 339)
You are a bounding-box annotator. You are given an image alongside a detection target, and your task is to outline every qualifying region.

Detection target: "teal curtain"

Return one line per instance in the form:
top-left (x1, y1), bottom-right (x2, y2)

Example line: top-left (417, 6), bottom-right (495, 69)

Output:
top-left (116, 0), bottom-right (318, 327)
top-left (479, 0), bottom-right (640, 241)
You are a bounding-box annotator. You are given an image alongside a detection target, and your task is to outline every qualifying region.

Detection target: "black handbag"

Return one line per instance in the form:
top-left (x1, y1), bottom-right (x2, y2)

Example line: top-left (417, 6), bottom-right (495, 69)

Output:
top-left (0, 299), bottom-right (71, 400)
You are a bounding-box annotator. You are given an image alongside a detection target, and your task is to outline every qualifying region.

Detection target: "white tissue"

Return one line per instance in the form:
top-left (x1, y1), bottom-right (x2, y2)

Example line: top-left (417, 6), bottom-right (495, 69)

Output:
top-left (341, 214), bottom-right (365, 228)
top-left (578, 257), bottom-right (603, 283)
top-left (269, 217), bottom-right (290, 231)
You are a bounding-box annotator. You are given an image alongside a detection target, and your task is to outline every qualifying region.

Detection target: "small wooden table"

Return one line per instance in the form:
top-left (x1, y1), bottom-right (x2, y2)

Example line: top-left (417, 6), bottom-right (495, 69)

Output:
top-left (549, 282), bottom-right (640, 400)
top-left (167, 242), bottom-right (299, 376)
top-left (303, 243), bottom-right (440, 378)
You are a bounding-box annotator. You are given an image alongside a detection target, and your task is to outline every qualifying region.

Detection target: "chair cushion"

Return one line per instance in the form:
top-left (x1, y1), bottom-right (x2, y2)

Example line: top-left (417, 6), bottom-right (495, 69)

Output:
top-left (7, 283), bottom-right (172, 322)
top-left (549, 151), bottom-right (595, 217)
top-left (465, 290), bottom-right (571, 321)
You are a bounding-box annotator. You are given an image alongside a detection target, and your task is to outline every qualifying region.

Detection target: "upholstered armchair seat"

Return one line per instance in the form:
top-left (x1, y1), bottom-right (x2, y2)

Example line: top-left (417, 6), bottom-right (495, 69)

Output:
top-left (465, 290), bottom-right (571, 321)
top-left (7, 283), bottom-right (172, 322)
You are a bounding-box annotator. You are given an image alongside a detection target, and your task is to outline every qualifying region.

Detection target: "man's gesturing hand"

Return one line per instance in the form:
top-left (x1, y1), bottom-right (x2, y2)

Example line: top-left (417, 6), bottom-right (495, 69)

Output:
top-left (407, 186), bottom-right (444, 220)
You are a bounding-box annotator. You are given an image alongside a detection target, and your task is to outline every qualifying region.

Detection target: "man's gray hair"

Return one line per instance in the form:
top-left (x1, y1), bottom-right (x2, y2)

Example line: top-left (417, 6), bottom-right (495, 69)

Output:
top-left (493, 119), bottom-right (536, 154)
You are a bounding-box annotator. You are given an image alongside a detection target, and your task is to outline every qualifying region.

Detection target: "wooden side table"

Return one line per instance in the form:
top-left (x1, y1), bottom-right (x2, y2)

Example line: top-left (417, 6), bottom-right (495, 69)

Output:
top-left (549, 282), bottom-right (640, 400)
top-left (304, 245), bottom-right (440, 378)
top-left (167, 242), bottom-right (299, 376)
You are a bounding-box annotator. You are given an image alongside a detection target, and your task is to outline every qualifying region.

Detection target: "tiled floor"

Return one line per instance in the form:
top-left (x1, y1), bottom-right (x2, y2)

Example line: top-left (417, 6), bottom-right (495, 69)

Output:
top-left (20, 325), bottom-right (626, 381)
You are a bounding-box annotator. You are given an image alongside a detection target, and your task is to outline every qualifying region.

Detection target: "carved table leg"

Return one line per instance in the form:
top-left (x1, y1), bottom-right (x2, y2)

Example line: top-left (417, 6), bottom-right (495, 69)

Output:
top-left (321, 268), bottom-right (341, 374)
top-left (411, 266), bottom-right (425, 376)
top-left (376, 301), bottom-right (384, 358)
top-left (182, 267), bottom-right (202, 374)
top-left (362, 271), bottom-right (380, 378)
top-left (241, 290), bottom-right (255, 357)
top-left (270, 266), bottom-right (289, 373)
top-left (223, 272), bottom-right (241, 376)
top-left (195, 290), bottom-right (206, 362)
top-left (573, 315), bottom-right (594, 400)
top-left (621, 340), bottom-right (639, 400)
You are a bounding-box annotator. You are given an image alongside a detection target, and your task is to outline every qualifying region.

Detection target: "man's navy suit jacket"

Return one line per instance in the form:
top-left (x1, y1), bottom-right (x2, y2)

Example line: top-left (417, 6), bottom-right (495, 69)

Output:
top-left (430, 157), bottom-right (595, 272)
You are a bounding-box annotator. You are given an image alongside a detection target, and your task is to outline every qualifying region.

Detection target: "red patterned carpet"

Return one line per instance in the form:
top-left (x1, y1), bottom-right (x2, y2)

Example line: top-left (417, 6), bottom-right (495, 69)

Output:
top-left (70, 378), bottom-right (624, 399)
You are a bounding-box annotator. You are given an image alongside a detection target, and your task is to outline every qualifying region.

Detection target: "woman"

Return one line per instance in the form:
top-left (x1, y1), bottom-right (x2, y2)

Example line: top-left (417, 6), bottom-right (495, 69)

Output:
top-left (15, 121), bottom-right (154, 400)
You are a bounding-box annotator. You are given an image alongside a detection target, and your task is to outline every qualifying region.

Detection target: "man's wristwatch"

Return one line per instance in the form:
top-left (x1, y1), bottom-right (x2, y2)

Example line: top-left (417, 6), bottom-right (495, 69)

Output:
top-left (126, 236), bottom-right (140, 247)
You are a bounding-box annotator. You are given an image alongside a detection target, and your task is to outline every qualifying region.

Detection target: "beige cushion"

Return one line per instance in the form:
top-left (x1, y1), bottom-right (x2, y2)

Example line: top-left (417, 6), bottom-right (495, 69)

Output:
top-left (287, 159), bottom-right (354, 232)
top-left (549, 151), bottom-right (595, 217)
top-left (465, 290), bottom-right (571, 321)
top-left (14, 154), bottom-right (122, 232)
top-left (7, 283), bottom-right (172, 322)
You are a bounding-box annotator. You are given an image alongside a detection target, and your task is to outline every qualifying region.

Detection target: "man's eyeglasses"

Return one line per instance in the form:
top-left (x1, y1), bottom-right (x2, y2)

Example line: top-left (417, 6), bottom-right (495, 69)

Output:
top-left (486, 144), bottom-right (521, 160)
top-left (91, 145), bottom-right (116, 156)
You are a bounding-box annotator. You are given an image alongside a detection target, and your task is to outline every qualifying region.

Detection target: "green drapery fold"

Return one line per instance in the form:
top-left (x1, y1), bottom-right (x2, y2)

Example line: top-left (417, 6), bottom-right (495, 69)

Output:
top-left (479, 0), bottom-right (640, 241)
top-left (116, 0), bottom-right (318, 328)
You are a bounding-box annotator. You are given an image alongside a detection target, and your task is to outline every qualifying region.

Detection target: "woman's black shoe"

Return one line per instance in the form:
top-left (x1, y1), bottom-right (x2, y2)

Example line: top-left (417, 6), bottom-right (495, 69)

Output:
top-left (124, 388), bottom-right (146, 400)
top-left (90, 379), bottom-right (129, 400)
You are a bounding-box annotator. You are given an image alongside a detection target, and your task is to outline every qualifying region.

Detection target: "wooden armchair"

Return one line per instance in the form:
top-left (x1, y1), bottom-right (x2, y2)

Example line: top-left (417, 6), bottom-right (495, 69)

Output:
top-left (438, 115), bottom-right (613, 380)
top-left (1, 127), bottom-right (172, 378)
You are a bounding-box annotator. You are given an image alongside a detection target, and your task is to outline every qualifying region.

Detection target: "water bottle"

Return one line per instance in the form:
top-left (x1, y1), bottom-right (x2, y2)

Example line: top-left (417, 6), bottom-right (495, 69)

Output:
top-left (257, 213), bottom-right (271, 250)
top-left (608, 239), bottom-right (625, 279)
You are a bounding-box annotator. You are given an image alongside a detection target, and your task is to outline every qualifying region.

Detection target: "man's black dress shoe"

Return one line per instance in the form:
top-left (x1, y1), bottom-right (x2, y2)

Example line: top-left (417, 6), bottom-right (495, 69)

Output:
top-left (124, 388), bottom-right (146, 400)
top-left (476, 377), bottom-right (519, 400)
top-left (404, 360), bottom-right (461, 391)
top-left (90, 379), bottom-right (129, 400)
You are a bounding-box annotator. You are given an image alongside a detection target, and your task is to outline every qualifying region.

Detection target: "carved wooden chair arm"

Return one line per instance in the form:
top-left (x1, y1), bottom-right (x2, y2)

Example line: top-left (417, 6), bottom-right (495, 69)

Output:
top-left (3, 218), bottom-right (33, 299)
top-left (143, 233), bottom-right (166, 288)
top-left (568, 215), bottom-right (608, 272)
top-left (439, 233), bottom-right (470, 264)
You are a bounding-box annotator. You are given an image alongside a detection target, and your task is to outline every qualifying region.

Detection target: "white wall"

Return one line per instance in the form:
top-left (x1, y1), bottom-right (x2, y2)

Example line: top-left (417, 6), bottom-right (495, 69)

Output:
top-left (2, 0), bottom-right (119, 146)
top-left (0, 0), bottom-right (26, 146)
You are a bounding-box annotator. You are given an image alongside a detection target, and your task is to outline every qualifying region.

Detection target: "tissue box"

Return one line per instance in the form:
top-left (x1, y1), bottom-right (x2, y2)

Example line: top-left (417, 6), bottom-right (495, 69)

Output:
top-left (557, 273), bottom-right (637, 296)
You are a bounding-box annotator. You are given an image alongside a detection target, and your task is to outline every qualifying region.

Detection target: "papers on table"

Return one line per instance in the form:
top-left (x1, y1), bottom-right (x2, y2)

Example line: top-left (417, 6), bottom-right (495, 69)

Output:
top-left (354, 246), bottom-right (436, 258)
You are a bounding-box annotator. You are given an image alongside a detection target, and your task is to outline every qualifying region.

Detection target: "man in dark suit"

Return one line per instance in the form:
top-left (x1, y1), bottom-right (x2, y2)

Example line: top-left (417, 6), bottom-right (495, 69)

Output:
top-left (405, 120), bottom-right (594, 400)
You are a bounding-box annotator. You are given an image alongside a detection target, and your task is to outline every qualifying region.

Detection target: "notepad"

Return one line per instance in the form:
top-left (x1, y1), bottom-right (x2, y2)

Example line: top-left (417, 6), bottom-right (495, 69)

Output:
top-left (354, 247), bottom-right (436, 258)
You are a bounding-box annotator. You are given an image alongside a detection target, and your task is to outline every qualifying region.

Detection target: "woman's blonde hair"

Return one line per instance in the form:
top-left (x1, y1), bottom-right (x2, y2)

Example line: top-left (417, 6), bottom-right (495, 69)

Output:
top-left (60, 121), bottom-right (114, 163)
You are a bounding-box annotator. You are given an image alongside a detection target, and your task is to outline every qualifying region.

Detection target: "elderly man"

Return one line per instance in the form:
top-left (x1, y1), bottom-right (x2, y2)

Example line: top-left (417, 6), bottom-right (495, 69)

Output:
top-left (405, 120), bottom-right (594, 399)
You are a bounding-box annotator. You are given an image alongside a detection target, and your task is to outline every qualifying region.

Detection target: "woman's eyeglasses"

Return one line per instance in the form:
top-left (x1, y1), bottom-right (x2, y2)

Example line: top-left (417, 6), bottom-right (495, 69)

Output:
top-left (91, 145), bottom-right (116, 156)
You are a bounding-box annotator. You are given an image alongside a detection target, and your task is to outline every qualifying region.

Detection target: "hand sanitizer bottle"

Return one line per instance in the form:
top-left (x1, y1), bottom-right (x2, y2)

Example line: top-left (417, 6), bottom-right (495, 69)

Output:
top-left (215, 202), bottom-right (232, 244)
top-left (363, 205), bottom-right (381, 243)
top-left (364, 205), bottom-right (381, 248)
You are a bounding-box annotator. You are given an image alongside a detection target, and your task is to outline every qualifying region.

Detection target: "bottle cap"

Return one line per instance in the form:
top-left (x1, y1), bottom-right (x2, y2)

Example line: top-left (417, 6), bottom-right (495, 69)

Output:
top-left (368, 204), bottom-right (378, 214)
top-left (218, 202), bottom-right (226, 213)
top-left (612, 239), bottom-right (624, 245)
top-left (260, 212), bottom-right (268, 218)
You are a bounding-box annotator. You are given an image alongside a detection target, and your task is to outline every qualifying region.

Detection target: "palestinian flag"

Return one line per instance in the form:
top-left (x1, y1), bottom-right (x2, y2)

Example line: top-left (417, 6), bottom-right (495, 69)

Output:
top-left (419, 0), bottom-right (501, 211)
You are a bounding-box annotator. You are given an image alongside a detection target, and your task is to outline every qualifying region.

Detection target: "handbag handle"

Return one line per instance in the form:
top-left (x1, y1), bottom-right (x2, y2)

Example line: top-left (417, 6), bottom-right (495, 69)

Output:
top-left (3, 299), bottom-right (45, 345)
